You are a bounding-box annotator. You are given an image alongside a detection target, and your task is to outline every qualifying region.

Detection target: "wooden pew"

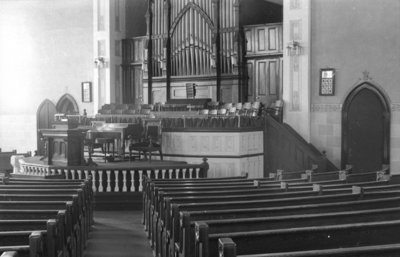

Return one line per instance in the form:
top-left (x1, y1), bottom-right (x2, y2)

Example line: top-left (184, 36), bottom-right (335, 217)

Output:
top-left (0, 183), bottom-right (93, 237)
top-left (148, 176), bottom-right (398, 256)
top-left (0, 201), bottom-right (79, 257)
top-left (151, 180), bottom-right (313, 253)
top-left (0, 177), bottom-right (92, 257)
top-left (178, 195), bottom-right (400, 257)
top-left (0, 229), bottom-right (56, 257)
top-left (174, 185), bottom-right (400, 257)
top-left (0, 210), bottom-right (67, 257)
top-left (219, 239), bottom-right (400, 257)
top-left (0, 219), bottom-right (61, 257)
top-left (0, 231), bottom-right (45, 257)
top-left (209, 220), bottom-right (400, 257)
top-left (0, 150), bottom-right (16, 174)
top-left (163, 190), bottom-right (400, 257)
top-left (147, 178), bottom-right (308, 235)
top-left (0, 187), bottom-right (89, 248)
top-left (195, 207), bottom-right (400, 257)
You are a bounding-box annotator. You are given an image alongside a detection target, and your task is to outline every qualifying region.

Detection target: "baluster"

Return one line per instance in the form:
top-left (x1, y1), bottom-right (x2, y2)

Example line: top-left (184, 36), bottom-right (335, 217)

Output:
top-left (162, 169), bottom-right (166, 179)
top-left (71, 170), bottom-right (76, 180)
top-left (139, 170), bottom-right (143, 192)
top-left (114, 170), bottom-right (120, 192)
top-left (106, 170), bottom-right (111, 192)
top-left (155, 169), bottom-right (159, 179)
top-left (77, 170), bottom-right (82, 180)
top-left (189, 168), bottom-right (193, 178)
top-left (64, 169), bottom-right (69, 179)
top-left (91, 170), bottom-right (97, 192)
top-left (84, 170), bottom-right (89, 180)
top-left (122, 170), bottom-right (127, 192)
top-left (196, 168), bottom-right (200, 178)
top-left (183, 168), bottom-right (187, 178)
top-left (98, 170), bottom-right (104, 192)
top-left (130, 170), bottom-right (135, 192)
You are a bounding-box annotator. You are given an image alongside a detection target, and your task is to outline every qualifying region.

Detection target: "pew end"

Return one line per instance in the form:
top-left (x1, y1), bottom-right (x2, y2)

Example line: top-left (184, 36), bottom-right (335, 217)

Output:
top-left (218, 238), bottom-right (236, 257)
top-left (195, 221), bottom-right (209, 257)
top-left (29, 231), bottom-right (44, 257)
top-left (0, 252), bottom-right (19, 257)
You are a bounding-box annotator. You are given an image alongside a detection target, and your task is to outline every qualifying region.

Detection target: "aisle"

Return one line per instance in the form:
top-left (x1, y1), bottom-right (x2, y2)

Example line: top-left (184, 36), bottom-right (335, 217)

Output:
top-left (84, 211), bottom-right (153, 257)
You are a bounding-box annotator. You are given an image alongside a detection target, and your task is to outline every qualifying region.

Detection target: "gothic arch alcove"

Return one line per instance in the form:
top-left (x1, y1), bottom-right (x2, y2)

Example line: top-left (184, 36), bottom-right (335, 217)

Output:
top-left (36, 99), bottom-right (57, 155)
top-left (341, 82), bottom-right (390, 172)
top-left (56, 94), bottom-right (79, 114)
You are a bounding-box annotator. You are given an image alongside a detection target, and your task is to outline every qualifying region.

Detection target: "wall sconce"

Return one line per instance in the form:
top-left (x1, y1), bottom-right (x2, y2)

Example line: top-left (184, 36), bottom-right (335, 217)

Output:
top-left (286, 40), bottom-right (302, 56)
top-left (94, 56), bottom-right (106, 68)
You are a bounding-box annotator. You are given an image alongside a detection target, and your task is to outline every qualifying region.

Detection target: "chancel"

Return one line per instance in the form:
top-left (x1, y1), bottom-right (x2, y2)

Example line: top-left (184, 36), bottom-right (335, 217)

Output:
top-left (1, 0), bottom-right (400, 256)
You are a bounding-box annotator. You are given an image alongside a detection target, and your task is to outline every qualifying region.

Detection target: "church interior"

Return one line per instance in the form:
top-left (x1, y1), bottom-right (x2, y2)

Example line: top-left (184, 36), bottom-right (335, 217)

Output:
top-left (1, 0), bottom-right (400, 256)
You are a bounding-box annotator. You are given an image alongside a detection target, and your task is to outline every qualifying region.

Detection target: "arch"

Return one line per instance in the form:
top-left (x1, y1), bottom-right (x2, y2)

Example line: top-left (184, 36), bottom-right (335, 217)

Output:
top-left (56, 94), bottom-right (79, 114)
top-left (170, 2), bottom-right (215, 35)
top-left (341, 82), bottom-right (390, 171)
top-left (36, 99), bottom-right (57, 155)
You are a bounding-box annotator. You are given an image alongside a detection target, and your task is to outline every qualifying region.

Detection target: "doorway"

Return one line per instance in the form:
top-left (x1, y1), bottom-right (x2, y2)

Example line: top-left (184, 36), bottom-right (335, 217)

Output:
top-left (56, 94), bottom-right (79, 114)
top-left (36, 99), bottom-right (57, 155)
top-left (341, 83), bottom-right (390, 172)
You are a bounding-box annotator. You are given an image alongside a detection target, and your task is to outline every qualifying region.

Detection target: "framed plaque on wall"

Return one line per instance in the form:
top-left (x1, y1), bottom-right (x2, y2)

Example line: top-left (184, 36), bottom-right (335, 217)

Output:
top-left (319, 68), bottom-right (335, 96)
top-left (81, 82), bottom-right (92, 102)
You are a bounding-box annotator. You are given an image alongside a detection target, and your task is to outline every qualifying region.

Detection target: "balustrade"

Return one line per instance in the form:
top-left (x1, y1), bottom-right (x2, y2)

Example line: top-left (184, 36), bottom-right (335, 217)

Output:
top-left (19, 159), bottom-right (208, 193)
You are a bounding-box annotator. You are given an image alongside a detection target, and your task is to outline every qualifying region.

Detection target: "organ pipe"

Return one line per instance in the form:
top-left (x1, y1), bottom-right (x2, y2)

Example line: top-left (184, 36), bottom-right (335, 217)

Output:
top-left (147, 0), bottom-right (238, 77)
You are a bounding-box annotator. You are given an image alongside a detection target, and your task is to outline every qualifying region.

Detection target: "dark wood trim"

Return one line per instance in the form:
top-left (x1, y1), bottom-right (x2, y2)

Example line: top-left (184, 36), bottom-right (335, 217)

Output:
top-left (163, 127), bottom-right (262, 133)
top-left (165, 0), bottom-right (171, 100)
top-left (146, 1), bottom-right (153, 104)
top-left (163, 153), bottom-right (263, 159)
top-left (212, 0), bottom-right (221, 101)
top-left (341, 82), bottom-right (391, 169)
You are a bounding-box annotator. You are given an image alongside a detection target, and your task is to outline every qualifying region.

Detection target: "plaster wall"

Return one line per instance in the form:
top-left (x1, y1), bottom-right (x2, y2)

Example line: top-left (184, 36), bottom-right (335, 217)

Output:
top-left (0, 0), bottom-right (93, 152)
top-left (310, 0), bottom-right (400, 172)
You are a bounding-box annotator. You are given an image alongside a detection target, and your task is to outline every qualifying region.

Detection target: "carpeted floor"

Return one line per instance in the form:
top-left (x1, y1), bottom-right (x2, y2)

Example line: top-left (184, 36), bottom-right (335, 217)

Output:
top-left (84, 211), bottom-right (153, 257)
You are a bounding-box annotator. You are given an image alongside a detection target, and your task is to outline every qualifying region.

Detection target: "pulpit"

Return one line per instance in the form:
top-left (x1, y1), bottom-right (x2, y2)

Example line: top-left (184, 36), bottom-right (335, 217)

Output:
top-left (39, 128), bottom-right (85, 166)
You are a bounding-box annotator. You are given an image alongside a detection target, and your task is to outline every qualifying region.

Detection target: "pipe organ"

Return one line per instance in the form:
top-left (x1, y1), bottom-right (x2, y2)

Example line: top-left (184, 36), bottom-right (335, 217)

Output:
top-left (141, 0), bottom-right (243, 104)
top-left (122, 0), bottom-right (283, 105)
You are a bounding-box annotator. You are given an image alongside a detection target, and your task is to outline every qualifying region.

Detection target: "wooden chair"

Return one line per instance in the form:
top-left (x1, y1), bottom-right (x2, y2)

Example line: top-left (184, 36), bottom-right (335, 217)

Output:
top-left (129, 120), bottom-right (163, 161)
top-left (217, 108), bottom-right (227, 116)
top-left (127, 123), bottom-right (145, 161)
top-left (209, 109), bottom-right (218, 116)
top-left (199, 109), bottom-right (209, 115)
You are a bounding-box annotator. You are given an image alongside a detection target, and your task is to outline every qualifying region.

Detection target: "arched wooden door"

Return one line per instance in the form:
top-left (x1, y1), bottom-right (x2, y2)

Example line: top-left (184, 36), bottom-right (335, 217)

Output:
top-left (37, 99), bottom-right (57, 155)
top-left (56, 94), bottom-right (79, 114)
top-left (342, 83), bottom-right (390, 172)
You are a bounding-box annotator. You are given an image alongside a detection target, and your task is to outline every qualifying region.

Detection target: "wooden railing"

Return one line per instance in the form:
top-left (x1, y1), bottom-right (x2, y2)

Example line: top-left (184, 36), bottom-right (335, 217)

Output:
top-left (19, 159), bottom-right (209, 193)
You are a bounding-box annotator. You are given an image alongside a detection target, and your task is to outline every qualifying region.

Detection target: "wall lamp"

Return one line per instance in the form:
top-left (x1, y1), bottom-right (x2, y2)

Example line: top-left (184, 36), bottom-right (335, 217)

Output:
top-left (94, 56), bottom-right (106, 68)
top-left (286, 40), bottom-right (302, 56)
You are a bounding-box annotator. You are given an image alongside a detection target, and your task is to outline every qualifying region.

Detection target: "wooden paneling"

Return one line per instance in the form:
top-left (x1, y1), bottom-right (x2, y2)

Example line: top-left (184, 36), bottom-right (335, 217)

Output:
top-left (268, 60), bottom-right (277, 95)
top-left (257, 60), bottom-right (267, 96)
top-left (244, 23), bottom-right (283, 56)
top-left (244, 23), bottom-right (282, 105)
top-left (247, 60), bottom-right (254, 98)
top-left (264, 116), bottom-right (338, 175)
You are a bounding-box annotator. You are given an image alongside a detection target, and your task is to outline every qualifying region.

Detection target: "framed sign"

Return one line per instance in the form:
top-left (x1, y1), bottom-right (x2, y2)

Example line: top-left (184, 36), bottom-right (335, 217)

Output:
top-left (319, 68), bottom-right (335, 96)
top-left (81, 82), bottom-right (92, 102)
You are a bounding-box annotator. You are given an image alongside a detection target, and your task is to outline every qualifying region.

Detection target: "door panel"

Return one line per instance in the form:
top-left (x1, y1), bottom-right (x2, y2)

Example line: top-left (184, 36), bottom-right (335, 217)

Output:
top-left (254, 59), bottom-right (280, 105)
top-left (36, 100), bottom-right (57, 155)
top-left (345, 88), bottom-right (385, 172)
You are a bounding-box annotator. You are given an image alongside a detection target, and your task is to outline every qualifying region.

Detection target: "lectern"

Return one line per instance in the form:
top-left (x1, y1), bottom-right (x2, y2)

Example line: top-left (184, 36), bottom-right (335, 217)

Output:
top-left (39, 128), bottom-right (85, 166)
